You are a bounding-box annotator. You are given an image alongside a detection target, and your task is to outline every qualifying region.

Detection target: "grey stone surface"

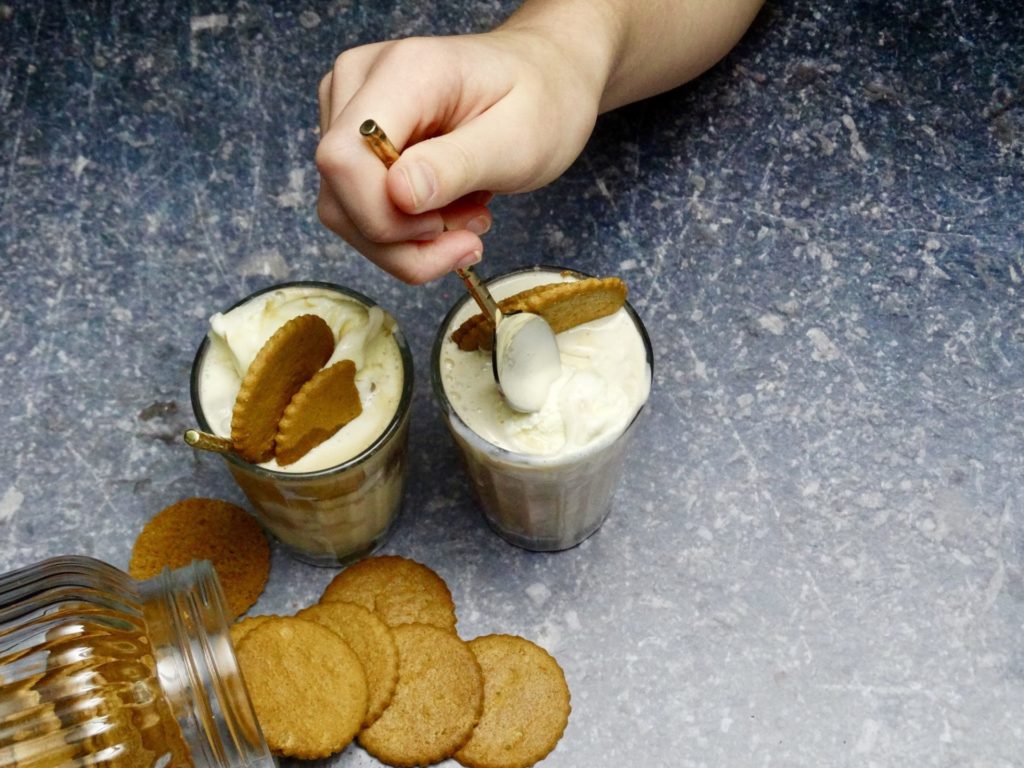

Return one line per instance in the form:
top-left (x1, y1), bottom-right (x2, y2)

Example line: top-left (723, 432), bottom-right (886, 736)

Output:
top-left (2, 1), bottom-right (1023, 766)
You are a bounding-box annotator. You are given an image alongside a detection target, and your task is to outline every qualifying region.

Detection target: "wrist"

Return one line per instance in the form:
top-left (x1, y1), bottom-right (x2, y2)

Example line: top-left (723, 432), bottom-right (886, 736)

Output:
top-left (496, 0), bottom-right (623, 117)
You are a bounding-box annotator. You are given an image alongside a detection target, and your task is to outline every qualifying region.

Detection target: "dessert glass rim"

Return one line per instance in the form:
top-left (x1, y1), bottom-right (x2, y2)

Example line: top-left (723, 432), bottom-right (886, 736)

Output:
top-left (429, 264), bottom-right (654, 462)
top-left (189, 279), bottom-right (415, 480)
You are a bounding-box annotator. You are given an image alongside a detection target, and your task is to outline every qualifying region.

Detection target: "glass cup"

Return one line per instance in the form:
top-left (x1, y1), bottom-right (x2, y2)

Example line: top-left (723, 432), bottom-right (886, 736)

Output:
top-left (190, 281), bottom-right (413, 567)
top-left (431, 266), bottom-right (654, 551)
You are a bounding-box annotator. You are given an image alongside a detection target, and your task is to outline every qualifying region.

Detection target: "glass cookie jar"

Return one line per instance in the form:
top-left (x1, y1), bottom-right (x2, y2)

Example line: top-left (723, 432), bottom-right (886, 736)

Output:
top-left (0, 556), bottom-right (273, 768)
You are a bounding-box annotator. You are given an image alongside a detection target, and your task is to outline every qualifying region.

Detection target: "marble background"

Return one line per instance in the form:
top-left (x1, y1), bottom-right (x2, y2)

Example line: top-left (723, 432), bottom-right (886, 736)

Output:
top-left (2, 1), bottom-right (1022, 766)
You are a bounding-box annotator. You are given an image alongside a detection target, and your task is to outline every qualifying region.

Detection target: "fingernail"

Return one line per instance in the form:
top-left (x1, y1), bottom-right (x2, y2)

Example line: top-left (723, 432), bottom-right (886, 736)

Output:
top-left (454, 250), bottom-right (482, 271)
top-left (400, 161), bottom-right (437, 210)
top-left (466, 215), bottom-right (490, 236)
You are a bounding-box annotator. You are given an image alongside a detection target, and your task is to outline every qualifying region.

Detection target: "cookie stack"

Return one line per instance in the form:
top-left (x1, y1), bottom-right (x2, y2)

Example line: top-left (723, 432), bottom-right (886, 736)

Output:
top-left (230, 313), bottom-right (363, 466)
top-left (232, 556), bottom-right (571, 768)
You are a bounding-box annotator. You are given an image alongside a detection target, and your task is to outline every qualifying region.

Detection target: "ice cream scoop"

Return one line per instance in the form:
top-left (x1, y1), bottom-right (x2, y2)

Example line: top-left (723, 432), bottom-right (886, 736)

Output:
top-left (359, 119), bottom-right (560, 412)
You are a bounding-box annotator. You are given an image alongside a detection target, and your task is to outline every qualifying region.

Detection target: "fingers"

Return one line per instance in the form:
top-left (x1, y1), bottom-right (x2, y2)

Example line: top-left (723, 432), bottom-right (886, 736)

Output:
top-left (317, 72), bottom-right (332, 136)
top-left (316, 123), bottom-right (446, 244)
top-left (325, 42), bottom-right (388, 128)
top-left (324, 37), bottom-right (517, 208)
top-left (440, 193), bottom-right (493, 235)
top-left (318, 40), bottom-right (486, 247)
top-left (386, 92), bottom-right (569, 214)
top-left (317, 187), bottom-right (484, 285)
top-left (315, 37), bottom-right (514, 282)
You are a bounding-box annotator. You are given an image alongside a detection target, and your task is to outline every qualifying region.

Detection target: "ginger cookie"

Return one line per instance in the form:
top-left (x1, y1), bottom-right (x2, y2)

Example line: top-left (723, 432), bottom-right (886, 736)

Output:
top-left (296, 601), bottom-right (399, 727)
top-left (358, 623), bottom-right (483, 767)
top-left (320, 555), bottom-right (457, 632)
top-left (452, 276), bottom-right (628, 351)
top-left (235, 617), bottom-right (368, 759)
top-left (129, 497), bottom-right (270, 620)
top-left (454, 635), bottom-right (571, 768)
top-left (230, 614), bottom-right (276, 648)
top-left (274, 359), bottom-right (362, 466)
top-left (231, 313), bottom-right (335, 463)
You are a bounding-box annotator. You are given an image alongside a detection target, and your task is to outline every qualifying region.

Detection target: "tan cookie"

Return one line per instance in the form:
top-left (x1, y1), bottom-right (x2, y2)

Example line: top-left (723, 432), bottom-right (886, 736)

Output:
top-left (296, 601), bottom-right (399, 727)
top-left (452, 276), bottom-right (628, 351)
top-left (275, 358), bottom-right (363, 466)
top-left (358, 623), bottom-right (483, 767)
top-left (231, 313), bottom-right (335, 463)
top-left (129, 497), bottom-right (270, 619)
top-left (235, 617), bottom-right (368, 759)
top-left (455, 635), bottom-right (571, 768)
top-left (320, 555), bottom-right (457, 632)
top-left (230, 614), bottom-right (276, 648)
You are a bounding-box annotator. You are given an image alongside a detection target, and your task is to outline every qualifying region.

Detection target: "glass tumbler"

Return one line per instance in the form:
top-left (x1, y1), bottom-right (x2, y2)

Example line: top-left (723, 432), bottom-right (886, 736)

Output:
top-left (431, 266), bottom-right (654, 551)
top-left (0, 555), bottom-right (272, 768)
top-left (190, 281), bottom-right (414, 568)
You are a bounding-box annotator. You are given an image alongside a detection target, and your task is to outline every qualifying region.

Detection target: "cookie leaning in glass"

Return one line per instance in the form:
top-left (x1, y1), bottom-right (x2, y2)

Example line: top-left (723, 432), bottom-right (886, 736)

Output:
top-left (188, 281), bottom-right (413, 567)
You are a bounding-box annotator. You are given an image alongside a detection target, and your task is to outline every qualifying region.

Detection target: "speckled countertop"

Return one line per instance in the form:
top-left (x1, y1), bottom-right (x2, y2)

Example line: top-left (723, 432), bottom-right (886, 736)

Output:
top-left (2, 1), bottom-right (1023, 766)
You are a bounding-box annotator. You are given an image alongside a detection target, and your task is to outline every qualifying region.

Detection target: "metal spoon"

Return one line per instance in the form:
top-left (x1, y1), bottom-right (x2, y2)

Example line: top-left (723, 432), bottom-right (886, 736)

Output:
top-left (359, 119), bottom-right (561, 412)
top-left (183, 428), bottom-right (233, 454)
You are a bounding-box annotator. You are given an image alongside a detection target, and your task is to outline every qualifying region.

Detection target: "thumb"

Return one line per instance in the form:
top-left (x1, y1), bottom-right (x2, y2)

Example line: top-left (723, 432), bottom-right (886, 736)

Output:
top-left (386, 98), bottom-right (560, 214)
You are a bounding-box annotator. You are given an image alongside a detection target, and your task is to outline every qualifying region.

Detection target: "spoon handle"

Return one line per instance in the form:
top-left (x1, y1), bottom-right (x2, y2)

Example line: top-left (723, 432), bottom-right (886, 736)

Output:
top-left (183, 429), bottom-right (234, 454)
top-left (359, 119), bottom-right (500, 323)
top-left (359, 120), bottom-right (401, 167)
top-left (454, 265), bottom-right (500, 323)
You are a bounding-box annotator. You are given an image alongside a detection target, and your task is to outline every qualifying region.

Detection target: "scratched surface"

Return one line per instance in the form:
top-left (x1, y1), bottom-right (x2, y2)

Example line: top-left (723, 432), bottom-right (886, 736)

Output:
top-left (2, 1), bottom-right (1024, 766)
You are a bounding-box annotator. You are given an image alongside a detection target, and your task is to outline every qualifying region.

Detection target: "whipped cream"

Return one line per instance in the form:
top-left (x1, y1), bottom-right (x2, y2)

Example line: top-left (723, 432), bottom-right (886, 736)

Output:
top-left (196, 285), bottom-right (404, 473)
top-left (439, 271), bottom-right (651, 462)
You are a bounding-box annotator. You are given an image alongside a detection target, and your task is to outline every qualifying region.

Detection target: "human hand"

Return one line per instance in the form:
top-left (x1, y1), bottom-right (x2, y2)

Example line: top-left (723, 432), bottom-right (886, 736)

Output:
top-left (316, 28), bottom-right (607, 284)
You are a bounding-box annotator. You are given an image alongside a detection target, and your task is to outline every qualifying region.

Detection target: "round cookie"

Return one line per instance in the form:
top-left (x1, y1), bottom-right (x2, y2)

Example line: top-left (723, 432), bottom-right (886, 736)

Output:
top-left (229, 614), bottom-right (276, 649)
top-left (358, 623), bottom-right (483, 767)
top-left (296, 601), bottom-right (399, 727)
top-left (455, 635), bottom-right (571, 768)
top-left (129, 497), bottom-right (270, 619)
top-left (231, 313), bottom-right (335, 463)
top-left (275, 359), bottom-right (363, 466)
top-left (235, 617), bottom-right (368, 759)
top-left (320, 555), bottom-right (457, 632)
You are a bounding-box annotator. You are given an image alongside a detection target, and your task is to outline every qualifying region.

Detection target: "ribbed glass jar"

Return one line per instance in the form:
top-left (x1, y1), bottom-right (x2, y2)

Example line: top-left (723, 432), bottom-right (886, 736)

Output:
top-left (0, 556), bottom-right (274, 768)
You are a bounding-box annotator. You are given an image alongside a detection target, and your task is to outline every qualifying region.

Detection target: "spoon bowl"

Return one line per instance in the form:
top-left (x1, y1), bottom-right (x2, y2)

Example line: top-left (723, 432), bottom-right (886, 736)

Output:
top-left (493, 311), bottom-right (563, 413)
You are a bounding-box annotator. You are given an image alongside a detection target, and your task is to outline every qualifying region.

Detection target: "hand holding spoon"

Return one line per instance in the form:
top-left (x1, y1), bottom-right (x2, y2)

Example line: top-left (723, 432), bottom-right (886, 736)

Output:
top-left (359, 119), bottom-right (561, 413)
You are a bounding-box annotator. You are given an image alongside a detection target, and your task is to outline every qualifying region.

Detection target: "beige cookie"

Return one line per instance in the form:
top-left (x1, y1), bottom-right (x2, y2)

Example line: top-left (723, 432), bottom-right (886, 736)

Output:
top-left (320, 555), bottom-right (457, 632)
top-left (129, 497), bottom-right (270, 619)
top-left (358, 623), bottom-right (483, 767)
top-left (275, 358), bottom-right (362, 466)
top-left (455, 634), bottom-right (571, 768)
top-left (230, 614), bottom-right (276, 648)
top-left (452, 276), bottom-right (628, 351)
top-left (235, 617), bottom-right (368, 759)
top-left (231, 313), bottom-right (335, 463)
top-left (296, 601), bottom-right (399, 727)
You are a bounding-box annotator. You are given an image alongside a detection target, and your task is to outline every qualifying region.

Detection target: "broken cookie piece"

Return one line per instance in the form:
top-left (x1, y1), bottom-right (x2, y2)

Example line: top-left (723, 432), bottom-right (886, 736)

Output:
top-left (274, 359), bottom-right (363, 466)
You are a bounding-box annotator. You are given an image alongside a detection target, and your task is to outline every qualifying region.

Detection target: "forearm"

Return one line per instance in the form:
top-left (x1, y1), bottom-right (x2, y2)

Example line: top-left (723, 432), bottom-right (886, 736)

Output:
top-left (500, 0), bottom-right (764, 113)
